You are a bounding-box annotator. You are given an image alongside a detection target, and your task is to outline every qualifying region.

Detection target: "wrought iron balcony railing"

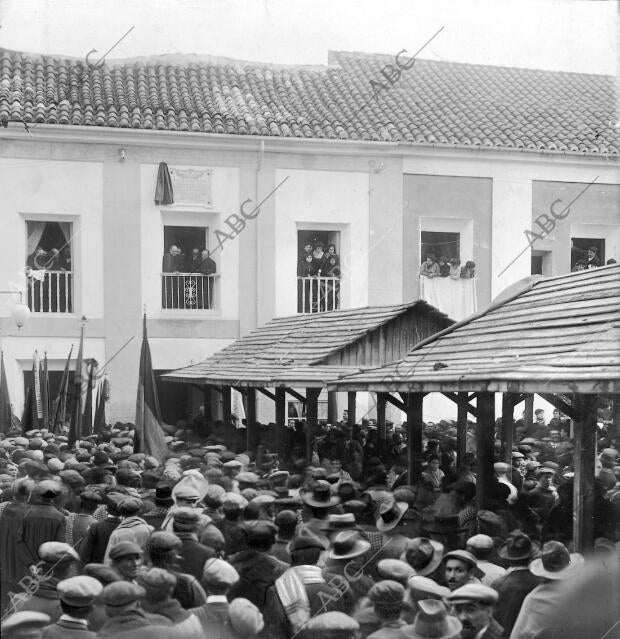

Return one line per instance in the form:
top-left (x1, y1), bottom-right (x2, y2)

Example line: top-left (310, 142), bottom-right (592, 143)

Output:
top-left (297, 276), bottom-right (340, 313)
top-left (161, 272), bottom-right (219, 310)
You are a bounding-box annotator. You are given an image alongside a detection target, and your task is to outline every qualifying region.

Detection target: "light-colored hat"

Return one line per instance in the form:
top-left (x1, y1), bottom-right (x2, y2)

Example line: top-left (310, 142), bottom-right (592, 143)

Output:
top-left (493, 462), bottom-right (510, 473)
top-left (446, 583), bottom-right (499, 605)
top-left (202, 558), bottom-right (239, 588)
top-left (38, 542), bottom-right (79, 564)
top-left (376, 500), bottom-right (408, 532)
top-left (228, 597), bottom-right (264, 636)
top-left (406, 599), bottom-right (462, 639)
top-left (1, 611), bottom-right (51, 635)
top-left (408, 575), bottom-right (451, 600)
top-left (528, 541), bottom-right (584, 580)
top-left (57, 576), bottom-right (103, 606)
top-left (466, 534), bottom-right (494, 551)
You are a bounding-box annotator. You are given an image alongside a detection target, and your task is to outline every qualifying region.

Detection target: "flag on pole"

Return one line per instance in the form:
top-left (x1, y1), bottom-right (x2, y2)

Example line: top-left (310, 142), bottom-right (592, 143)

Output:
top-left (135, 314), bottom-right (167, 460)
top-left (93, 378), bottom-right (107, 435)
top-left (82, 359), bottom-right (96, 436)
top-left (33, 351), bottom-right (42, 427)
top-left (40, 352), bottom-right (50, 430)
top-left (22, 384), bottom-right (34, 432)
top-left (0, 351), bottom-right (14, 435)
top-left (69, 318), bottom-right (86, 445)
top-left (53, 345), bottom-right (73, 434)
top-left (22, 355), bottom-right (41, 431)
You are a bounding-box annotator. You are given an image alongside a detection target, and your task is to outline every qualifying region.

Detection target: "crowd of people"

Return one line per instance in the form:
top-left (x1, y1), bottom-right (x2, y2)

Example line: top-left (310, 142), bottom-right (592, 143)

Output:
top-left (162, 246), bottom-right (216, 276)
top-left (0, 406), bottom-right (618, 639)
top-left (297, 241), bottom-right (341, 312)
top-left (419, 255), bottom-right (476, 279)
top-left (297, 242), bottom-right (341, 280)
top-left (571, 244), bottom-right (617, 272)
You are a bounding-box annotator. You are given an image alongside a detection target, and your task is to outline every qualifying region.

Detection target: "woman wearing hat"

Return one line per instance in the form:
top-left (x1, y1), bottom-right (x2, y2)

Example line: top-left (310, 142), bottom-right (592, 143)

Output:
top-left (509, 541), bottom-right (584, 639)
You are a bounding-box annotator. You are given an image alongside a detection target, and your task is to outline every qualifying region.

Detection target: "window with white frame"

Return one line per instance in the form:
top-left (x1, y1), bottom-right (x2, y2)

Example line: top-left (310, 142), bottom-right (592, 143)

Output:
top-left (161, 225), bottom-right (218, 309)
top-left (297, 230), bottom-right (341, 313)
top-left (25, 221), bottom-right (73, 313)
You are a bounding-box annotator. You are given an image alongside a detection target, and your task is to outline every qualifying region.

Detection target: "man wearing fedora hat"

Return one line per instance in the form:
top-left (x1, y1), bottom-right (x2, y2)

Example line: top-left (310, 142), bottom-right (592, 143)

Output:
top-left (491, 531), bottom-right (542, 635)
top-left (325, 530), bottom-right (374, 599)
top-left (301, 480), bottom-right (340, 546)
top-left (510, 541), bottom-right (584, 639)
top-left (403, 599), bottom-right (462, 639)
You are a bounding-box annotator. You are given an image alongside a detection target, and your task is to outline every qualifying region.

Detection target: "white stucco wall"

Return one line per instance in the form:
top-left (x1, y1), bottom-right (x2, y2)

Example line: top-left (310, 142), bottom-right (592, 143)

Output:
top-left (140, 164), bottom-right (240, 320)
top-left (0, 158), bottom-right (104, 318)
top-left (149, 337), bottom-right (236, 370)
top-left (273, 168), bottom-right (370, 317)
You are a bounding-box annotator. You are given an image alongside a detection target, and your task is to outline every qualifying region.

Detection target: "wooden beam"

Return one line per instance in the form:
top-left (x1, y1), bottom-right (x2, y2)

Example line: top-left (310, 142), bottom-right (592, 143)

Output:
top-left (572, 394), bottom-right (597, 552)
top-left (524, 394), bottom-right (534, 429)
top-left (385, 393), bottom-right (407, 413)
top-left (285, 388), bottom-right (307, 404)
top-left (476, 392), bottom-right (496, 512)
top-left (442, 392), bottom-right (479, 419)
top-left (502, 393), bottom-right (516, 481)
top-left (457, 392), bottom-right (468, 465)
top-left (221, 386), bottom-right (232, 448)
top-left (405, 392), bottom-right (424, 485)
top-left (538, 393), bottom-right (577, 420)
top-left (275, 388), bottom-right (286, 460)
top-left (245, 388), bottom-right (257, 452)
top-left (347, 392), bottom-right (356, 427)
top-left (377, 393), bottom-right (387, 456)
top-left (327, 391), bottom-right (338, 425)
top-left (257, 387), bottom-right (277, 402)
top-left (306, 388), bottom-right (320, 464)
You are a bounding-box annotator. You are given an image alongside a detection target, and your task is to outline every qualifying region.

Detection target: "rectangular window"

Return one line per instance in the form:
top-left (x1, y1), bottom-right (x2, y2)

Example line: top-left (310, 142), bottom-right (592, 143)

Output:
top-left (297, 230), bottom-right (341, 313)
top-left (421, 231), bottom-right (460, 262)
top-left (161, 225), bottom-right (218, 309)
top-left (571, 237), bottom-right (605, 271)
top-left (25, 221), bottom-right (73, 313)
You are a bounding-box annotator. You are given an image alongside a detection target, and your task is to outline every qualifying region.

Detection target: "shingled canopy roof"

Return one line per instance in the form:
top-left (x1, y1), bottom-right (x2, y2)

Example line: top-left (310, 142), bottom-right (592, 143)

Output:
top-left (163, 300), bottom-right (451, 388)
top-left (0, 48), bottom-right (616, 156)
top-left (330, 265), bottom-right (620, 394)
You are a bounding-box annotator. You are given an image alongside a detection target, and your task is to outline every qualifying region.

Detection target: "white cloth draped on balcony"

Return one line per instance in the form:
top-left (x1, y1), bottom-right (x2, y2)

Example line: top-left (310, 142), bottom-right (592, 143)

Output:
top-left (419, 276), bottom-right (477, 321)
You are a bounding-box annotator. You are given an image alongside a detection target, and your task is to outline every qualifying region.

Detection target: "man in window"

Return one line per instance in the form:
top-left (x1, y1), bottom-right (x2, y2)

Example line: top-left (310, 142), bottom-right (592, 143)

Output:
top-left (162, 245), bottom-right (181, 273)
top-left (198, 250), bottom-right (216, 308)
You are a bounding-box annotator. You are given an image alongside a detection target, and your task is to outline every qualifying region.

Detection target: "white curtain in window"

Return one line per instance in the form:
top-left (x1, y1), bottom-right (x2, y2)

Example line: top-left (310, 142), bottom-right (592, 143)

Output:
top-left (58, 222), bottom-right (72, 251)
top-left (27, 222), bottom-right (46, 257)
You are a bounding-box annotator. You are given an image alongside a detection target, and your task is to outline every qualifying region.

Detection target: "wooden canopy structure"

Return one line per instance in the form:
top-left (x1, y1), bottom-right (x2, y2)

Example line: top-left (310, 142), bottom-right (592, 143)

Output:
top-left (163, 300), bottom-right (453, 457)
top-left (329, 264), bottom-right (620, 550)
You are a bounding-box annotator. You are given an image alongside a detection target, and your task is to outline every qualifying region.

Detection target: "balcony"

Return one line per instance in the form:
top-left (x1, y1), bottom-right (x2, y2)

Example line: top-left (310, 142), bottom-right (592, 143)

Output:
top-left (297, 276), bottom-right (340, 313)
top-left (161, 273), bottom-right (219, 310)
top-left (27, 271), bottom-right (73, 313)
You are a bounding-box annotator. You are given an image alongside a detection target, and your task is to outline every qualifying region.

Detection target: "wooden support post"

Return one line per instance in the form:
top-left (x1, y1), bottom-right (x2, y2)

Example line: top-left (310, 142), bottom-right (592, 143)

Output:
top-left (347, 392), bottom-right (356, 427)
top-left (524, 394), bottom-right (534, 429)
top-left (327, 391), bottom-right (338, 425)
top-left (502, 393), bottom-right (515, 480)
top-left (245, 388), bottom-right (257, 452)
top-left (306, 388), bottom-right (320, 464)
top-left (377, 393), bottom-right (387, 457)
top-left (457, 392), bottom-right (468, 465)
top-left (476, 392), bottom-right (495, 512)
top-left (406, 392), bottom-right (424, 485)
top-left (221, 386), bottom-right (232, 448)
top-left (573, 394), bottom-right (597, 552)
top-left (203, 386), bottom-right (213, 422)
top-left (275, 388), bottom-right (285, 460)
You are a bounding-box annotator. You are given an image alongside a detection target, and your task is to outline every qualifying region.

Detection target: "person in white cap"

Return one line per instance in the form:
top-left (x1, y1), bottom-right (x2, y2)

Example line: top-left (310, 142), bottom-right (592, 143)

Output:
top-left (446, 584), bottom-right (503, 639)
top-left (465, 535), bottom-right (506, 587)
top-left (493, 463), bottom-right (518, 505)
top-left (1, 611), bottom-right (51, 639)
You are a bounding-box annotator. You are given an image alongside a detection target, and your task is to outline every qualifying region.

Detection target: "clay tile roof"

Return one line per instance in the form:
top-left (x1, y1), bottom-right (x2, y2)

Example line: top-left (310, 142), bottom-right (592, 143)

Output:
top-left (0, 48), bottom-right (616, 156)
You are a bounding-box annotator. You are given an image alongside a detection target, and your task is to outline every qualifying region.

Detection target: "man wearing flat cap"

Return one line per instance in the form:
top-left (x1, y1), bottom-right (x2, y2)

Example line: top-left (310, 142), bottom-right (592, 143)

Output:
top-left (264, 530), bottom-right (353, 639)
top-left (441, 550), bottom-right (481, 591)
top-left (108, 541), bottom-right (144, 583)
top-left (1, 611), bottom-right (51, 639)
top-left (136, 568), bottom-right (202, 638)
top-left (465, 535), bottom-right (506, 587)
top-left (171, 507), bottom-right (216, 581)
top-left (447, 584), bottom-right (503, 639)
top-left (365, 579), bottom-right (408, 639)
top-left (12, 543), bottom-right (80, 622)
top-left (97, 581), bottom-right (172, 638)
top-left (40, 576), bottom-right (102, 639)
top-left (103, 496), bottom-right (153, 562)
top-left (228, 521), bottom-right (288, 609)
top-left (15, 481), bottom-right (66, 585)
top-left (190, 558), bottom-right (263, 638)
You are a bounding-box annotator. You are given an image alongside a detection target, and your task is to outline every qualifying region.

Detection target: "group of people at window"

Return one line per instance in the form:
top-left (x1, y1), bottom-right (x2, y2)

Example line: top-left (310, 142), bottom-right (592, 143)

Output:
top-left (26, 246), bottom-right (72, 272)
top-left (162, 245), bottom-right (216, 275)
top-left (420, 253), bottom-right (476, 279)
top-left (297, 241), bottom-right (341, 279)
top-left (297, 241), bottom-right (341, 312)
top-left (161, 245), bottom-right (216, 309)
top-left (571, 244), bottom-right (616, 272)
